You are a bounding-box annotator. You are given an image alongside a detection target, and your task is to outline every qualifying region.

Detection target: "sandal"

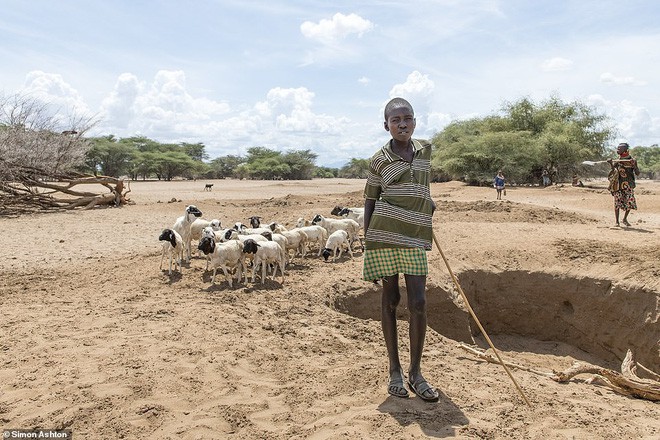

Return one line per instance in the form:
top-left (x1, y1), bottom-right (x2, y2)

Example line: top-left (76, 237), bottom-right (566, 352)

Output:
top-left (387, 370), bottom-right (409, 398)
top-left (622, 219), bottom-right (631, 227)
top-left (408, 378), bottom-right (439, 402)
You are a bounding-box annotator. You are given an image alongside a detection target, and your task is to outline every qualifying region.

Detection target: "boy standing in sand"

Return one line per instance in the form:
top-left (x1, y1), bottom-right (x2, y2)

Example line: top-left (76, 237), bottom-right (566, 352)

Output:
top-left (362, 97), bottom-right (439, 402)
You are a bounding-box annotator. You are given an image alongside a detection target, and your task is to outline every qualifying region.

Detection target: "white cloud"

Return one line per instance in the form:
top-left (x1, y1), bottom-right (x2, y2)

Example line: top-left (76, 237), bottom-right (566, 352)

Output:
top-left (587, 94), bottom-right (660, 146)
top-left (258, 86), bottom-right (347, 134)
top-left (600, 72), bottom-right (647, 86)
top-left (388, 71), bottom-right (435, 131)
top-left (426, 112), bottom-right (453, 134)
top-left (358, 76), bottom-right (370, 85)
top-left (99, 73), bottom-right (141, 129)
top-left (20, 71), bottom-right (92, 118)
top-left (95, 77), bottom-right (353, 161)
top-left (541, 57), bottom-right (573, 72)
top-left (96, 70), bottom-right (231, 139)
top-left (389, 71), bottom-right (435, 102)
top-left (300, 13), bottom-right (373, 44)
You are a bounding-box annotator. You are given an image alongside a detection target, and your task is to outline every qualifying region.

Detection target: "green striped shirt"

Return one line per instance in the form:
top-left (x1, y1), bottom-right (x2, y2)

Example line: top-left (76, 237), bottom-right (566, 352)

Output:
top-left (364, 138), bottom-right (434, 250)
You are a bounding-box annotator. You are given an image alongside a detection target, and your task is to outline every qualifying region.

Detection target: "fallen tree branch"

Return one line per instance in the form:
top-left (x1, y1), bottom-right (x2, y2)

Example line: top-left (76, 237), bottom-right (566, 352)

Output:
top-left (457, 343), bottom-right (555, 377)
top-left (1, 158), bottom-right (133, 213)
top-left (458, 344), bottom-right (660, 402)
top-left (551, 350), bottom-right (659, 401)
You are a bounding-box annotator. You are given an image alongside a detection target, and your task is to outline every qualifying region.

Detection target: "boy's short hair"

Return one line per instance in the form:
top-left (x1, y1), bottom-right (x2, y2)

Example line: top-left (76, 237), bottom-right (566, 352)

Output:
top-left (618, 142), bottom-right (630, 150)
top-left (384, 98), bottom-right (414, 121)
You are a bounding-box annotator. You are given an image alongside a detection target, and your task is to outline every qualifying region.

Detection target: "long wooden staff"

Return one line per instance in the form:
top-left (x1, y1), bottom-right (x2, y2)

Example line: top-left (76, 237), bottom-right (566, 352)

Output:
top-left (432, 231), bottom-right (533, 408)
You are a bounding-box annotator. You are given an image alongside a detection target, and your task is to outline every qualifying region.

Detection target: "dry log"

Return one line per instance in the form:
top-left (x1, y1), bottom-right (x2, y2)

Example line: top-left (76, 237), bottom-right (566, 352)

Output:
top-left (551, 350), bottom-right (660, 401)
top-left (0, 159), bottom-right (133, 212)
top-left (458, 344), bottom-right (660, 402)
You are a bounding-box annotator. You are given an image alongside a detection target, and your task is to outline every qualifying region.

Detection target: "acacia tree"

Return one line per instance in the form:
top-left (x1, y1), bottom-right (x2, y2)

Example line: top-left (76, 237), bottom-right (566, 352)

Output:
top-left (208, 155), bottom-right (245, 178)
top-left (627, 145), bottom-right (659, 179)
top-left (338, 158), bottom-right (370, 178)
top-left (0, 94), bottom-right (131, 211)
top-left (432, 96), bottom-right (615, 184)
top-left (85, 136), bottom-right (135, 177)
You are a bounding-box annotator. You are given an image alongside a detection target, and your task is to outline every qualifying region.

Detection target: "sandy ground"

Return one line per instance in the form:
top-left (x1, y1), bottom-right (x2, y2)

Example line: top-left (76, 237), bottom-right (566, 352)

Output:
top-left (1, 177), bottom-right (659, 439)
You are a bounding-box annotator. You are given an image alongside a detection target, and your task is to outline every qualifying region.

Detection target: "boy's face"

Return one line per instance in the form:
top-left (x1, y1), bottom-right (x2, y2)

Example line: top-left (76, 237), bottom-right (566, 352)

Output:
top-left (384, 106), bottom-right (415, 143)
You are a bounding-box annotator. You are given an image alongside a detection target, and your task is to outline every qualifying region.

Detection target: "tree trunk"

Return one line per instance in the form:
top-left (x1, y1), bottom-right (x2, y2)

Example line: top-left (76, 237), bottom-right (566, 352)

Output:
top-left (0, 159), bottom-right (133, 213)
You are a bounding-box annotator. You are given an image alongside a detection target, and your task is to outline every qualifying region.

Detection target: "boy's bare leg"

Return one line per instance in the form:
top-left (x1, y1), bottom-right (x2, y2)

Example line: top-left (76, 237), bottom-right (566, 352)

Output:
top-left (404, 274), bottom-right (427, 378)
top-left (381, 274), bottom-right (403, 376)
top-left (405, 274), bottom-right (439, 401)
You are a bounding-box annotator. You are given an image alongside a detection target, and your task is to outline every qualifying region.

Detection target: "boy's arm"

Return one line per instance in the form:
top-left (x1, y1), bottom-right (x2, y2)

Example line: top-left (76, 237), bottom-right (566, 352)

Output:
top-left (363, 198), bottom-right (376, 236)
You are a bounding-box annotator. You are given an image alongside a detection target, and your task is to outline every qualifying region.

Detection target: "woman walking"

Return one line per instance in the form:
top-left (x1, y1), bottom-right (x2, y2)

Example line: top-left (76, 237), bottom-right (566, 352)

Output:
top-left (607, 142), bottom-right (640, 227)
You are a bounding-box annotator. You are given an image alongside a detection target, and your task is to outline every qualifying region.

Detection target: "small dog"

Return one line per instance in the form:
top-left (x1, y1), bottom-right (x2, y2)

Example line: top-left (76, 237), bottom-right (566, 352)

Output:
top-left (204, 183), bottom-right (214, 191)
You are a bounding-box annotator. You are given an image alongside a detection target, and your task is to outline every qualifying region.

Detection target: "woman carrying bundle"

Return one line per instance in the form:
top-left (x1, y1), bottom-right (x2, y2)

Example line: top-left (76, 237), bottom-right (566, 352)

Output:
top-left (607, 142), bottom-right (640, 227)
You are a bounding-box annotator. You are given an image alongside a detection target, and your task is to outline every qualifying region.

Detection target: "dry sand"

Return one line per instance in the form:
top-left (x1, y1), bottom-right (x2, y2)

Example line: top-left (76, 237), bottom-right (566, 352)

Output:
top-left (1, 177), bottom-right (659, 439)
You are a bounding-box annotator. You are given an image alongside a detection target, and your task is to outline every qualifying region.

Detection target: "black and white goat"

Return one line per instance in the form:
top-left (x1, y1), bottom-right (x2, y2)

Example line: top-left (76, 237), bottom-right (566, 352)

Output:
top-left (336, 207), bottom-right (364, 229)
top-left (242, 239), bottom-right (285, 284)
top-left (199, 236), bottom-right (246, 286)
top-left (312, 214), bottom-right (363, 251)
top-left (159, 228), bottom-right (184, 275)
top-left (321, 230), bottom-right (353, 262)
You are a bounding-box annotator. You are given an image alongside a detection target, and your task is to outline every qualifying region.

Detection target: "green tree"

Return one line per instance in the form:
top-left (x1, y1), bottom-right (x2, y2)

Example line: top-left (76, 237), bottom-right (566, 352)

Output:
top-left (433, 96), bottom-right (615, 184)
top-left (130, 150), bottom-right (160, 180)
top-left (239, 147), bottom-right (318, 180)
top-left (338, 158), bottom-right (370, 178)
top-left (282, 149), bottom-right (317, 180)
top-left (314, 166), bottom-right (338, 178)
top-left (631, 145), bottom-right (660, 178)
top-left (85, 136), bottom-right (136, 177)
top-left (154, 150), bottom-right (199, 181)
top-left (180, 142), bottom-right (208, 162)
top-left (245, 146), bottom-right (281, 163)
top-left (208, 155), bottom-right (245, 178)
top-left (120, 135), bottom-right (163, 152)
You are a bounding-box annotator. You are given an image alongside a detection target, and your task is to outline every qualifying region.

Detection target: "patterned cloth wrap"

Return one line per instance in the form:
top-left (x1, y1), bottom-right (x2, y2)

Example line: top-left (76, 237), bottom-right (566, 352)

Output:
top-left (608, 158), bottom-right (638, 210)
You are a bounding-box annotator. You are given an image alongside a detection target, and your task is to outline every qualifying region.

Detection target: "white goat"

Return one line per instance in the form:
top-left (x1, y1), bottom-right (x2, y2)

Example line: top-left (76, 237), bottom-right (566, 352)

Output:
top-left (291, 225), bottom-right (327, 256)
top-left (208, 240), bottom-right (246, 287)
top-left (233, 222), bottom-right (272, 236)
top-left (295, 217), bottom-right (312, 228)
top-left (242, 239), bottom-right (286, 284)
top-left (321, 230), bottom-right (353, 262)
top-left (247, 216), bottom-right (287, 234)
top-left (158, 228), bottom-right (184, 275)
top-left (270, 233), bottom-right (289, 261)
top-left (221, 229), bottom-right (268, 268)
top-left (280, 229), bottom-right (308, 260)
top-left (336, 207), bottom-right (364, 229)
top-left (221, 229), bottom-right (269, 244)
top-left (190, 218), bottom-right (222, 242)
top-left (172, 205), bottom-right (203, 263)
top-left (311, 214), bottom-right (362, 251)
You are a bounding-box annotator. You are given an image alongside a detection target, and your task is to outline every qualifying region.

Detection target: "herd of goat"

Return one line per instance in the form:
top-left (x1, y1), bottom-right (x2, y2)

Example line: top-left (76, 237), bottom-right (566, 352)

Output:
top-left (158, 204), bottom-right (365, 286)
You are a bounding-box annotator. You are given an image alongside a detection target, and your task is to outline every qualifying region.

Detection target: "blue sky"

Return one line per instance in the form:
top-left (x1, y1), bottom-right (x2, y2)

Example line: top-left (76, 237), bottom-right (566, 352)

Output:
top-left (1, 0), bottom-right (659, 167)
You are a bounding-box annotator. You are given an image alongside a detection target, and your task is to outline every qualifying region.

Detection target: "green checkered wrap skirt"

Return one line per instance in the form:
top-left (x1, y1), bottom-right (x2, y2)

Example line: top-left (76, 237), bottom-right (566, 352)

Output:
top-left (362, 247), bottom-right (428, 281)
